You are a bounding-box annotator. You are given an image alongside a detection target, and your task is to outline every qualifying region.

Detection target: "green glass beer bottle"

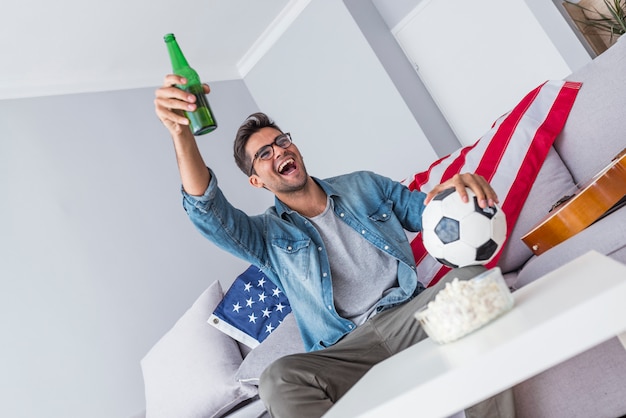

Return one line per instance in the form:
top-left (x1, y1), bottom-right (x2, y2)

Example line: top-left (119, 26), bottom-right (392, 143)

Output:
top-left (164, 33), bottom-right (217, 135)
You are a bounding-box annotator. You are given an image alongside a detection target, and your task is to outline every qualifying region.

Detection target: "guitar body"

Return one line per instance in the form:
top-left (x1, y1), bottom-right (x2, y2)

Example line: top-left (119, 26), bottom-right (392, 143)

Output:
top-left (522, 151), bottom-right (626, 256)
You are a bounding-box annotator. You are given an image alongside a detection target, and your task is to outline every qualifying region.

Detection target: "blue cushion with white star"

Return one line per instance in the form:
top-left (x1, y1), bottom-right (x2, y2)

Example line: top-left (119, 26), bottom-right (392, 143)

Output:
top-left (209, 265), bottom-right (292, 348)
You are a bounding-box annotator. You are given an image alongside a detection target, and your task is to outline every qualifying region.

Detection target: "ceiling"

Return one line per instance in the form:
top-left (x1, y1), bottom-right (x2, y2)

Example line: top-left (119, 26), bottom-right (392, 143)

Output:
top-left (0, 0), bottom-right (311, 100)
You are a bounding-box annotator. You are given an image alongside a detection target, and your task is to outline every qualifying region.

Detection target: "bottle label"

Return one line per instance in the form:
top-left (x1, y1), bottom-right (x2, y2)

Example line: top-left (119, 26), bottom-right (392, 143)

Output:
top-left (187, 93), bottom-right (217, 135)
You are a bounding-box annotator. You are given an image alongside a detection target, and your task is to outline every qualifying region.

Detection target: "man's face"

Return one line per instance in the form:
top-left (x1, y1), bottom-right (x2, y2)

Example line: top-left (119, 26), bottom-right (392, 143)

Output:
top-left (246, 127), bottom-right (308, 195)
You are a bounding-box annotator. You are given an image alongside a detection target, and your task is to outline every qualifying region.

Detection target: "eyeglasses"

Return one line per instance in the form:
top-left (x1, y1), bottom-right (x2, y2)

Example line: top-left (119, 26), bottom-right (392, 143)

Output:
top-left (249, 132), bottom-right (292, 176)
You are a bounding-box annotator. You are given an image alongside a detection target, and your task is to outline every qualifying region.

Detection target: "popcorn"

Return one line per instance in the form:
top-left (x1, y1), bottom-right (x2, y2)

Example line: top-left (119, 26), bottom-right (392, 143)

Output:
top-left (415, 268), bottom-right (514, 343)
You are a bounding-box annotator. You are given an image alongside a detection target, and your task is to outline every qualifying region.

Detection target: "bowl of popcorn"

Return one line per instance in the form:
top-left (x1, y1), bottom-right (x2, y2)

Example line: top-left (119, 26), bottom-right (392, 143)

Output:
top-left (414, 267), bottom-right (514, 344)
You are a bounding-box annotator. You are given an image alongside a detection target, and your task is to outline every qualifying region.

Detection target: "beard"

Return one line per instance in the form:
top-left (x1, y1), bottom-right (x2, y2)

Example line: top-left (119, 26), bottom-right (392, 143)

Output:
top-left (278, 175), bottom-right (308, 194)
top-left (270, 166), bottom-right (309, 195)
top-left (263, 154), bottom-right (310, 196)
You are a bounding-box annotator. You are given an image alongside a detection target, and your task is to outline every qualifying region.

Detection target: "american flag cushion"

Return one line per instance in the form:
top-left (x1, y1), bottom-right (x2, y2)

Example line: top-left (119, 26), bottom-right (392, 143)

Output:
top-left (209, 265), bottom-right (292, 348)
top-left (404, 80), bottom-right (581, 287)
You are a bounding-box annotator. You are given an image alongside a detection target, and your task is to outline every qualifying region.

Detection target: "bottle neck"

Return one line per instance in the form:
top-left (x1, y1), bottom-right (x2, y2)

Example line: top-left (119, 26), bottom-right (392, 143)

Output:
top-left (164, 34), bottom-right (201, 88)
top-left (165, 37), bottom-right (190, 71)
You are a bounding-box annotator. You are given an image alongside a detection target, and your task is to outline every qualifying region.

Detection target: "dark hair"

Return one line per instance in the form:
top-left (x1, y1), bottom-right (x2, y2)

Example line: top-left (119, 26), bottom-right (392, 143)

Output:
top-left (234, 112), bottom-right (282, 176)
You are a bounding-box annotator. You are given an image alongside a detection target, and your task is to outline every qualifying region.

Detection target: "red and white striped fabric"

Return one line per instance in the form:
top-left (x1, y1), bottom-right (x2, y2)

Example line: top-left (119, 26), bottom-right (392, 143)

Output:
top-left (404, 80), bottom-right (581, 287)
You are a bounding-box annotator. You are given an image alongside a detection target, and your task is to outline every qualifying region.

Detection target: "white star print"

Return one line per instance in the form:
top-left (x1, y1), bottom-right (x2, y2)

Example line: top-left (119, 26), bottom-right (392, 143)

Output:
top-left (214, 267), bottom-right (293, 346)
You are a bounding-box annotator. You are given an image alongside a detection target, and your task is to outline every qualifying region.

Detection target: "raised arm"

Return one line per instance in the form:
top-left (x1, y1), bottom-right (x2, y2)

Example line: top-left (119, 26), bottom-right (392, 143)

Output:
top-left (154, 74), bottom-right (211, 196)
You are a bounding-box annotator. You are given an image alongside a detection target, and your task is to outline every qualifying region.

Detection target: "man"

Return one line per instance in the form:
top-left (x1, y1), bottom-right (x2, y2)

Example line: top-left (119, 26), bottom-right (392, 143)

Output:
top-left (155, 76), bottom-right (515, 417)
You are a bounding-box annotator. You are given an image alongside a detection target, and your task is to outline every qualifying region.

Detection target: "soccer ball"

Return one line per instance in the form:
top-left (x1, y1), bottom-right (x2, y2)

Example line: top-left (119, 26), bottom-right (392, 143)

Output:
top-left (421, 187), bottom-right (507, 268)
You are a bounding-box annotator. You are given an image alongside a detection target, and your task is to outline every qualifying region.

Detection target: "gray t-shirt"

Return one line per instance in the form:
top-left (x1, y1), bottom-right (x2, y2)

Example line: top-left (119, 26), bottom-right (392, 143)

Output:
top-left (308, 197), bottom-right (399, 326)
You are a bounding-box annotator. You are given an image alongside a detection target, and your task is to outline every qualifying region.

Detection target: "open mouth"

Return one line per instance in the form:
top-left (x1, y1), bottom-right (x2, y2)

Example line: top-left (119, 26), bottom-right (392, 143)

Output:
top-left (278, 158), bottom-right (297, 175)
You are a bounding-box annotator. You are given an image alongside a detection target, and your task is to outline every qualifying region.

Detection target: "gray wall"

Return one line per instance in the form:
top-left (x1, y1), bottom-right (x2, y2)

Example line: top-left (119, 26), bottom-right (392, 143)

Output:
top-left (0, 80), bottom-right (266, 418)
top-left (344, 0), bottom-right (460, 156)
top-left (0, 4), bottom-right (433, 416)
top-left (0, 1), bottom-right (589, 417)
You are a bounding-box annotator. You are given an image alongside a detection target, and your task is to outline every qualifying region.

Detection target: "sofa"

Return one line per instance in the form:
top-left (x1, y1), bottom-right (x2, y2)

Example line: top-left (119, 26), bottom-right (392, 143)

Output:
top-left (140, 38), bottom-right (626, 418)
top-left (506, 37), bottom-right (626, 418)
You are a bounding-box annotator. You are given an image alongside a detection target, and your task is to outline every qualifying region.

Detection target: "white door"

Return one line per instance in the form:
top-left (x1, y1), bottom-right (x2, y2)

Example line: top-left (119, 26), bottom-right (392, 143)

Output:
top-left (393, 0), bottom-right (572, 145)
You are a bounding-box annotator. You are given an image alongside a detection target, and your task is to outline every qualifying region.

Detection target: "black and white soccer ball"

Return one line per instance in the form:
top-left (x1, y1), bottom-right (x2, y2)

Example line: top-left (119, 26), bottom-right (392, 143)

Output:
top-left (421, 187), bottom-right (507, 268)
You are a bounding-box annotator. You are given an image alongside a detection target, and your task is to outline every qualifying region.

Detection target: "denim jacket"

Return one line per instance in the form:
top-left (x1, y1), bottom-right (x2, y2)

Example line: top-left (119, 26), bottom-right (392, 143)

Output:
top-left (182, 169), bottom-right (427, 352)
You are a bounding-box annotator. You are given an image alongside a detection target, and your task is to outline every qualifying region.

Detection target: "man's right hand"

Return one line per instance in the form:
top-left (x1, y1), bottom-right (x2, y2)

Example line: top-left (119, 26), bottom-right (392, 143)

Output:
top-left (154, 75), bottom-right (211, 136)
top-left (154, 74), bottom-right (212, 196)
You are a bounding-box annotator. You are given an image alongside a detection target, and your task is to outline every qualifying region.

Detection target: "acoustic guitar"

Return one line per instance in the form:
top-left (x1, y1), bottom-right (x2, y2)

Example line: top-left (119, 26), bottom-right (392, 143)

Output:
top-left (521, 149), bottom-right (626, 256)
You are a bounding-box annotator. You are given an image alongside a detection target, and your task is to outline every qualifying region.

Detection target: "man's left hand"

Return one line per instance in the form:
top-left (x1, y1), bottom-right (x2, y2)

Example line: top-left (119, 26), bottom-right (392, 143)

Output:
top-left (425, 173), bottom-right (498, 209)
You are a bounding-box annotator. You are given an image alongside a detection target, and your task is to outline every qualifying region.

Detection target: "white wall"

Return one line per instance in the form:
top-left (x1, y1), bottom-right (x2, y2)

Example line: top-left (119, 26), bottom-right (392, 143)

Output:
top-left (372, 0), bottom-right (591, 146)
top-left (244, 0), bottom-right (437, 182)
top-left (394, 0), bottom-right (574, 145)
top-left (372, 0), bottom-right (591, 72)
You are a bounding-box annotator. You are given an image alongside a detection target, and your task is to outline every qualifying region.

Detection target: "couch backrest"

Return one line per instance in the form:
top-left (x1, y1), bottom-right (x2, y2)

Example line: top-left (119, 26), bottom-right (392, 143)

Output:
top-left (558, 38), bottom-right (626, 184)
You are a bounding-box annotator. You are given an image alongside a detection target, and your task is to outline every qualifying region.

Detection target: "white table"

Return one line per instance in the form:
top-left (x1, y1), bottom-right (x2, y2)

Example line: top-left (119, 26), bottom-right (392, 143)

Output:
top-left (324, 251), bottom-right (626, 418)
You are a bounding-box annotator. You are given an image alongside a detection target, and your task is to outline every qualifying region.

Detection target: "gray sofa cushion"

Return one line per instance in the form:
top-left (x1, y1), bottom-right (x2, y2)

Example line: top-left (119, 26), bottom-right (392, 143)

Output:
top-left (513, 336), bottom-right (626, 418)
top-left (512, 205), bottom-right (626, 290)
top-left (498, 147), bottom-right (576, 274)
top-left (236, 313), bottom-right (305, 386)
top-left (511, 38), bottom-right (626, 418)
top-left (558, 38), bottom-right (626, 184)
top-left (141, 281), bottom-right (257, 418)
